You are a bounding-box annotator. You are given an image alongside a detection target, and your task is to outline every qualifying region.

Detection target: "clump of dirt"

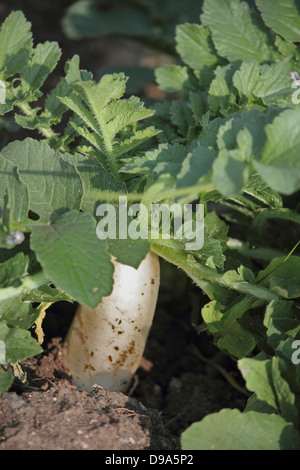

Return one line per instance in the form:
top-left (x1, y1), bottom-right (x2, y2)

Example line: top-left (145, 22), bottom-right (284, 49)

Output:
top-left (0, 339), bottom-right (178, 450)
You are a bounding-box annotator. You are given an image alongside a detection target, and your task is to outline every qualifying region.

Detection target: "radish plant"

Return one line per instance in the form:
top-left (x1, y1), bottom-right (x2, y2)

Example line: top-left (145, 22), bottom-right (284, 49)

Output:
top-left (1, 0), bottom-right (300, 450)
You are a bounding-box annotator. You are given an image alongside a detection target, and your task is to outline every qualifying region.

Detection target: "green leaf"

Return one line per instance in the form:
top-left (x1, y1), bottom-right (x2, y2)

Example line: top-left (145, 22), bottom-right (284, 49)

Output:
top-left (264, 300), bottom-right (300, 352)
top-left (60, 71), bottom-right (159, 177)
top-left (22, 41), bottom-right (61, 93)
top-left (22, 285), bottom-right (73, 304)
top-left (181, 409), bottom-right (300, 450)
top-left (201, 299), bottom-right (256, 358)
top-left (0, 367), bottom-right (13, 396)
top-left (0, 271), bottom-right (49, 306)
top-left (233, 62), bottom-right (293, 106)
top-left (201, 0), bottom-right (276, 62)
top-left (176, 144), bottom-right (216, 189)
top-left (256, 0), bottom-right (300, 42)
top-left (236, 174), bottom-right (282, 211)
top-left (64, 54), bottom-right (93, 85)
top-left (43, 78), bottom-right (71, 126)
top-left (244, 393), bottom-right (276, 414)
top-left (170, 99), bottom-right (193, 136)
top-left (271, 357), bottom-right (298, 425)
top-left (63, 152), bottom-right (126, 215)
top-left (30, 210), bottom-right (114, 307)
top-left (0, 321), bottom-right (42, 364)
top-left (111, 127), bottom-right (160, 159)
top-left (14, 110), bottom-right (44, 131)
top-left (175, 23), bottom-right (218, 85)
top-left (188, 91), bottom-right (208, 123)
top-left (258, 256), bottom-right (300, 299)
top-left (217, 322), bottom-right (256, 358)
top-left (275, 35), bottom-right (297, 57)
top-left (254, 108), bottom-right (300, 194)
top-left (0, 11), bottom-right (33, 79)
top-left (195, 237), bottom-right (225, 270)
top-left (0, 253), bottom-right (28, 288)
top-left (0, 154), bottom-right (29, 224)
top-left (276, 337), bottom-right (300, 368)
top-left (62, 0), bottom-right (155, 39)
top-left (212, 148), bottom-right (249, 197)
top-left (122, 143), bottom-right (187, 182)
top-left (0, 296), bottom-right (41, 329)
top-left (208, 63), bottom-right (238, 114)
top-left (215, 107), bottom-right (280, 157)
top-left (155, 65), bottom-right (190, 93)
top-left (108, 238), bottom-right (150, 269)
top-left (252, 208), bottom-right (300, 235)
top-left (100, 66), bottom-right (155, 96)
top-left (205, 211), bottom-right (229, 244)
top-left (240, 354), bottom-right (299, 425)
top-left (238, 357), bottom-right (277, 410)
top-left (0, 138), bottom-right (83, 223)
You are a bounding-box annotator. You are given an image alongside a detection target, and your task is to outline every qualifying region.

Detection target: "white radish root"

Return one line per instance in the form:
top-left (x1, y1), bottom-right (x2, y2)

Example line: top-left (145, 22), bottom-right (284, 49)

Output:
top-left (63, 251), bottom-right (160, 392)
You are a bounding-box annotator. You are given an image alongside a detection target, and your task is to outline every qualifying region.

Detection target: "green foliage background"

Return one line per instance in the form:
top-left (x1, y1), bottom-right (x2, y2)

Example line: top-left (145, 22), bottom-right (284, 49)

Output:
top-left (1, 0), bottom-right (300, 450)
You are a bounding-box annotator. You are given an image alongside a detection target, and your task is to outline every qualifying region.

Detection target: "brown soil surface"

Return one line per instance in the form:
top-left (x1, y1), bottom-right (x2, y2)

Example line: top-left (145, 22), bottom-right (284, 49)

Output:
top-left (0, 294), bottom-right (247, 450)
top-left (0, 340), bottom-right (176, 450)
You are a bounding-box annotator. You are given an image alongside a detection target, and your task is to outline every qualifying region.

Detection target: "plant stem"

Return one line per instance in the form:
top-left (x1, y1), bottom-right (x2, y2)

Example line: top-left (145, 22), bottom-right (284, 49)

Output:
top-left (95, 113), bottom-right (120, 181)
top-left (108, 154), bottom-right (120, 182)
top-left (151, 243), bottom-right (278, 302)
top-left (78, 182), bottom-right (216, 203)
top-left (17, 102), bottom-right (56, 140)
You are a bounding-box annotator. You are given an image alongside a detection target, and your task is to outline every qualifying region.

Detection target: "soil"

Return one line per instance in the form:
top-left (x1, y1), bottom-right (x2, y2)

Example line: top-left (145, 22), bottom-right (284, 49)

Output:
top-left (0, 0), bottom-right (248, 450)
top-left (0, 327), bottom-right (247, 451)
top-left (0, 262), bottom-right (247, 450)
